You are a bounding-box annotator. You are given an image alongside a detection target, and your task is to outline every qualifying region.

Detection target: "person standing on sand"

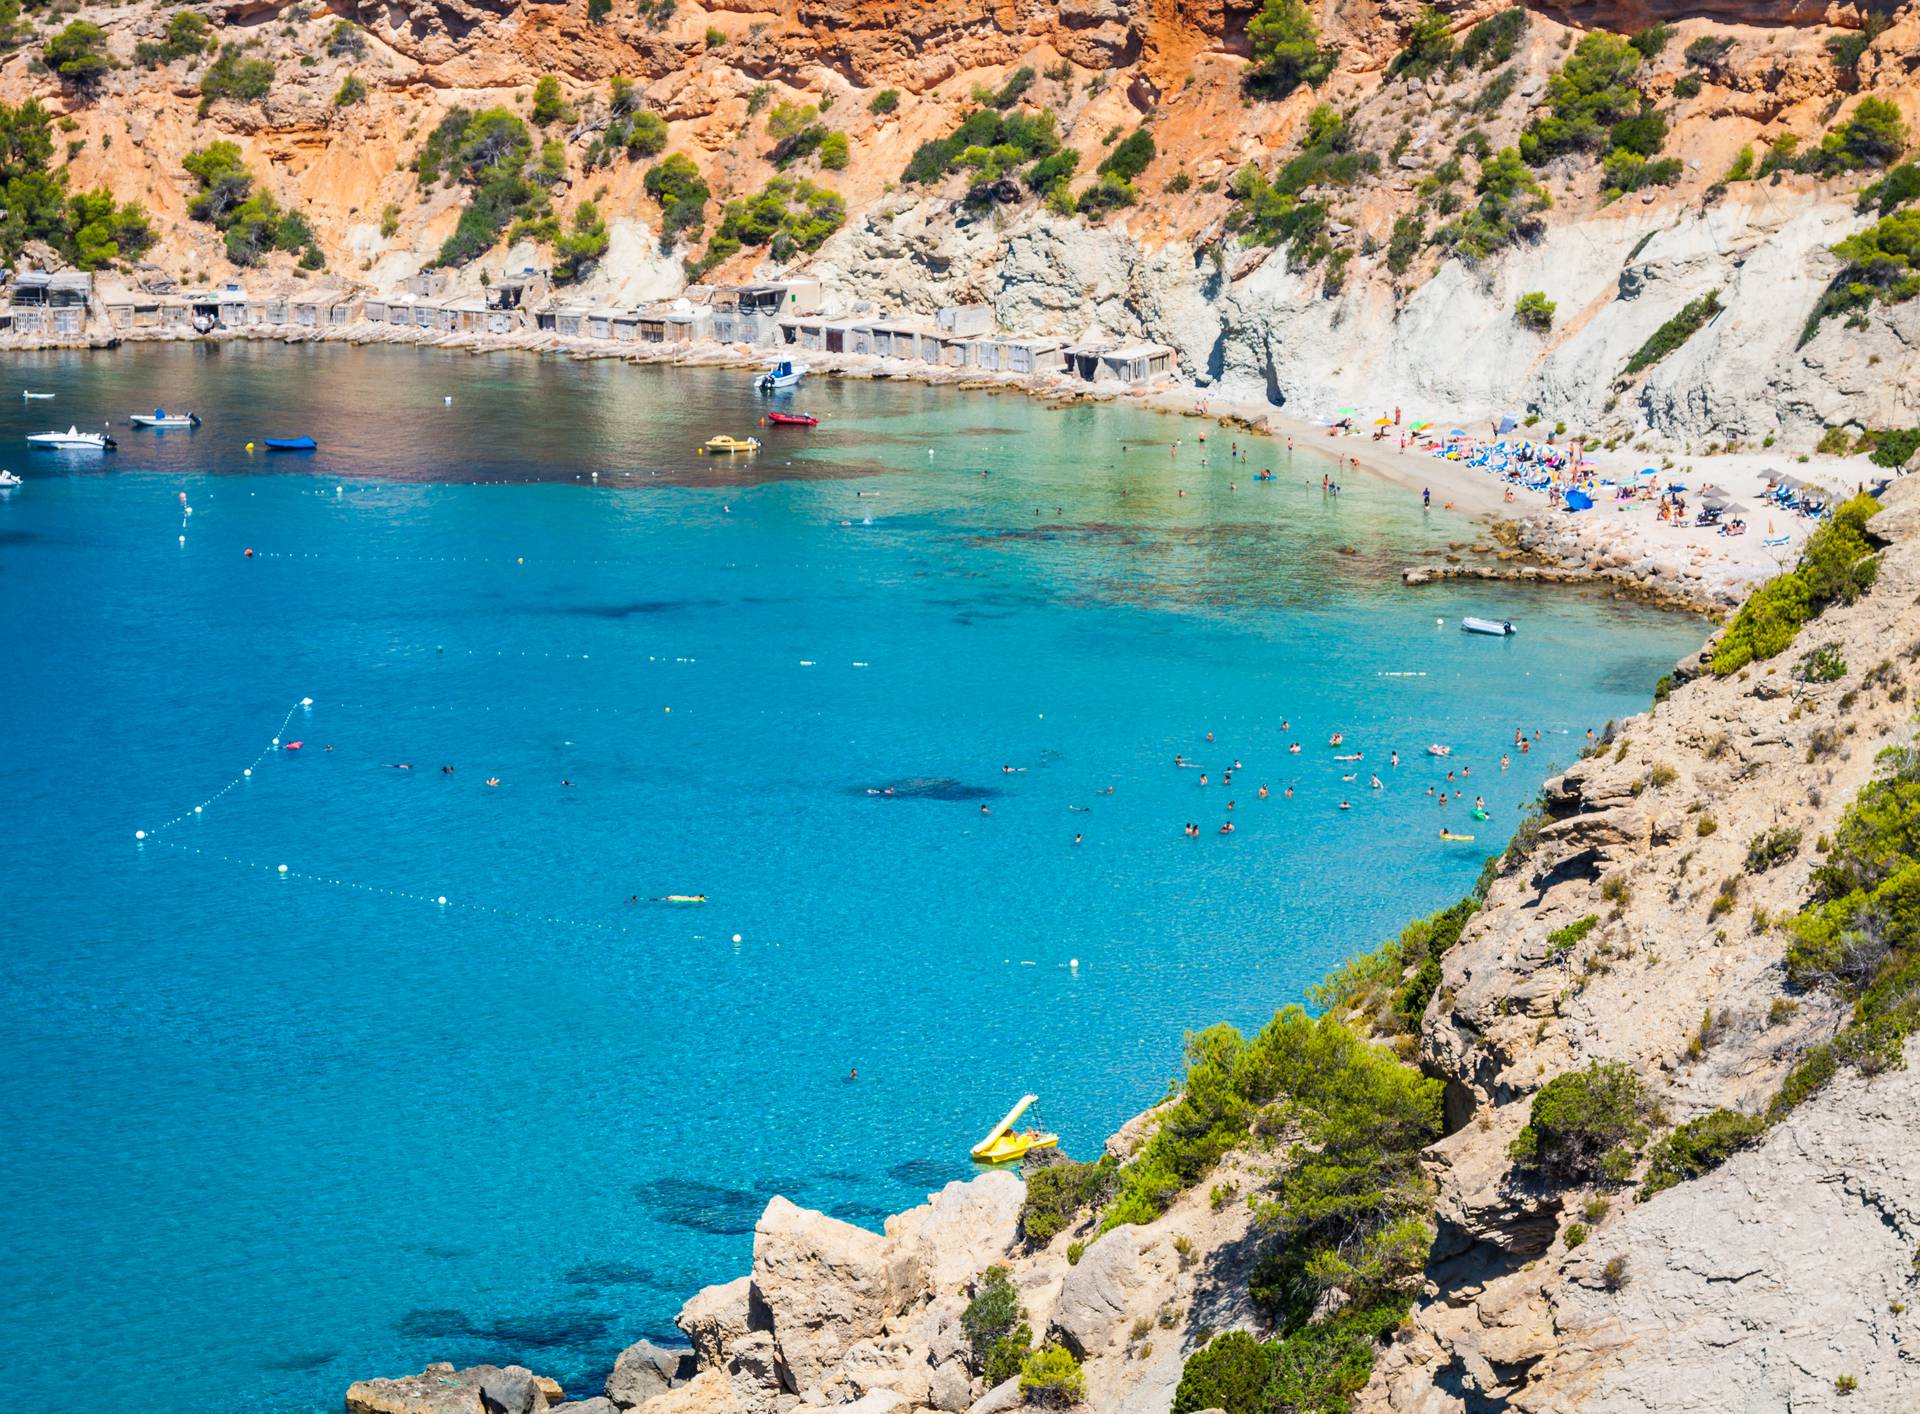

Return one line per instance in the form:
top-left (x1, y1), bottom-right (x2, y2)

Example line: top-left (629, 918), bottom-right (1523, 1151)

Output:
top-left (1394, 405), bottom-right (1401, 426)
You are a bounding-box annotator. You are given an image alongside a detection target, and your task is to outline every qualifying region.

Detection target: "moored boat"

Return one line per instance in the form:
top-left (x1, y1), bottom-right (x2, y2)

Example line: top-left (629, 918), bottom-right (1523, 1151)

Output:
top-left (763, 411), bottom-right (818, 428)
top-left (1462, 616), bottom-right (1516, 636)
top-left (700, 435), bottom-right (762, 455)
top-left (130, 408), bottom-right (201, 429)
top-left (756, 360), bottom-right (807, 392)
top-left (970, 1093), bottom-right (1059, 1164)
top-left (263, 436), bottom-right (317, 451)
top-left (28, 426), bottom-right (114, 450)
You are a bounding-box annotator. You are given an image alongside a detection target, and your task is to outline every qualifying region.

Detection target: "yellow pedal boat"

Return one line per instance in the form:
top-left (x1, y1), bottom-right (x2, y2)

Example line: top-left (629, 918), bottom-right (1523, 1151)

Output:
top-left (700, 435), bottom-right (762, 455)
top-left (970, 1093), bottom-right (1059, 1165)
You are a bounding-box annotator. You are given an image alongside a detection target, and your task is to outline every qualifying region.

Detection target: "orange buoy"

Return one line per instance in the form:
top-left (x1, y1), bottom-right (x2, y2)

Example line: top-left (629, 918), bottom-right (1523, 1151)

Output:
top-left (245, 548), bottom-right (254, 557)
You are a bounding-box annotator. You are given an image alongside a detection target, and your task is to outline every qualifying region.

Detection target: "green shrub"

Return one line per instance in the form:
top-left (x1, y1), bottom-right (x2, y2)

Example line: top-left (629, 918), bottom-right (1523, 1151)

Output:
top-left (902, 107), bottom-right (1062, 189)
top-left (1795, 645), bottom-right (1848, 683)
top-left (699, 173), bottom-right (843, 269)
top-left (1868, 427), bottom-right (1920, 468)
top-left (1673, 73), bottom-right (1702, 98)
top-left (1623, 289), bottom-right (1721, 375)
top-left (1546, 914), bottom-right (1598, 957)
top-left (1098, 128), bottom-right (1156, 182)
top-left (200, 44), bottom-right (276, 105)
top-left (1385, 213), bottom-right (1424, 274)
top-left (1807, 209), bottom-right (1920, 336)
top-left (379, 202), bottom-right (400, 238)
top-left (45, 21), bottom-right (111, 89)
top-left (531, 75), bottom-right (573, 126)
top-left (1746, 826), bottom-right (1804, 873)
top-left (1514, 290), bottom-right (1555, 330)
top-left (1018, 1344), bottom-right (1085, 1406)
top-left (963, 1266), bottom-right (1026, 1365)
top-left (985, 1325), bottom-right (1033, 1386)
top-left (1388, 6), bottom-right (1453, 79)
top-left (1857, 162), bottom-right (1920, 216)
top-left (1628, 23), bottom-right (1670, 59)
top-left (552, 199), bottom-right (608, 281)
top-left (704, 24), bottom-right (725, 45)
top-left (1020, 1157), bottom-right (1116, 1244)
top-left (645, 152), bottom-right (709, 249)
top-left (1564, 1221), bottom-right (1589, 1247)
top-left (1685, 34), bottom-right (1733, 68)
top-left (1458, 7), bottom-right (1525, 68)
top-left (1711, 495), bottom-right (1881, 673)
top-left (1509, 1061), bottom-right (1657, 1184)
top-left (985, 65), bottom-right (1035, 110)
top-left (1311, 895), bottom-right (1476, 1034)
top-left (1802, 96), bottom-right (1907, 177)
top-left (868, 87), bottom-right (900, 115)
top-left (183, 141), bottom-right (255, 225)
top-left (1171, 1330), bottom-right (1273, 1414)
top-left (1431, 146), bottom-right (1549, 263)
top-left (819, 130), bottom-right (849, 170)
top-left (328, 19), bottom-right (365, 57)
top-left (1521, 33), bottom-right (1644, 165)
top-left (1638, 1109), bottom-right (1766, 1198)
top-left (1065, 1239), bottom-right (1085, 1265)
top-left (1245, 0), bottom-right (1337, 99)
top-left (334, 73), bottom-right (367, 107)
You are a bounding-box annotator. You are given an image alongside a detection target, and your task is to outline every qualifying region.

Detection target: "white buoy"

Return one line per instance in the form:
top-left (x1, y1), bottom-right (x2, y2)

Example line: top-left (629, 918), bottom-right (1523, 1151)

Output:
top-left (184, 506), bottom-right (192, 515)
top-left (243, 768), bottom-right (252, 777)
top-left (301, 697), bottom-right (313, 707)
top-left (444, 396), bottom-right (453, 405)
top-left (437, 895), bottom-right (448, 906)
top-left (178, 534), bottom-right (186, 544)
top-left (732, 933), bottom-right (743, 943)
top-left (335, 485), bottom-right (343, 494)
top-left (272, 738), bottom-right (280, 746)
top-left (1436, 618), bottom-right (1445, 626)
top-left (135, 829), bottom-right (146, 840)
top-left (194, 806), bottom-right (202, 815)
top-left (277, 863), bottom-right (288, 874)
top-left (1069, 957), bottom-right (1080, 969)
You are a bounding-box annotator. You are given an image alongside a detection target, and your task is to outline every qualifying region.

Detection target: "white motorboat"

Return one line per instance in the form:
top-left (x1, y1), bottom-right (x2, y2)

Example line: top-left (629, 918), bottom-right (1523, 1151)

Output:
top-left (756, 359), bottom-right (808, 392)
top-left (21, 390), bottom-right (53, 399)
top-left (0, 469), bottom-right (22, 487)
top-left (130, 408), bottom-right (201, 429)
top-left (28, 426), bottom-right (116, 450)
top-left (1462, 617), bottom-right (1516, 636)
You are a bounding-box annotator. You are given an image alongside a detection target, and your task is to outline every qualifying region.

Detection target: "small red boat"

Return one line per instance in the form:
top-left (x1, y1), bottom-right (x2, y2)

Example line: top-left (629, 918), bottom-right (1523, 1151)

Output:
top-left (762, 412), bottom-right (818, 428)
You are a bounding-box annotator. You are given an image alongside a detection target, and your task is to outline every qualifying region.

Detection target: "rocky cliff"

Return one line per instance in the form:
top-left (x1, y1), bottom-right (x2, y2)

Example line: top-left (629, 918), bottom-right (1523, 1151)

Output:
top-left (12, 0), bottom-right (1920, 447)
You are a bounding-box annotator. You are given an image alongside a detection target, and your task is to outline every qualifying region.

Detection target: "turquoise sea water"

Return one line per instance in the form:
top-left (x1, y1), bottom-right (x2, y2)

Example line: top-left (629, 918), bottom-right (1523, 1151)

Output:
top-left (0, 345), bottom-right (1703, 1411)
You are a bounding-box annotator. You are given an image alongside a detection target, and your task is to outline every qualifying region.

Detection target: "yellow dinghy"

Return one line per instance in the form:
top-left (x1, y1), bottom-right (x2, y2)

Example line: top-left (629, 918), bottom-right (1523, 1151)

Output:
top-left (701, 435), bottom-right (763, 455)
top-left (970, 1093), bottom-right (1059, 1165)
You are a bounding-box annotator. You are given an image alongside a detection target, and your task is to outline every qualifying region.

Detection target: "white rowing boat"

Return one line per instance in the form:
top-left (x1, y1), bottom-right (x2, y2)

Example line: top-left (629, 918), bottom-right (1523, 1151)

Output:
top-left (1462, 616), bottom-right (1515, 637)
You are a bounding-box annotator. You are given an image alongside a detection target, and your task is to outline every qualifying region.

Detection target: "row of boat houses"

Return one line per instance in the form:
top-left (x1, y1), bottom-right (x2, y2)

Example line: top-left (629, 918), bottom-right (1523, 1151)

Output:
top-left (3, 269), bottom-right (1179, 386)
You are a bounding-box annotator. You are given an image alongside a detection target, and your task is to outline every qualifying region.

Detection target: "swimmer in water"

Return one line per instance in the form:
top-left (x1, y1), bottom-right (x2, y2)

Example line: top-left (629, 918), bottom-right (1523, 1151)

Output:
top-left (980, 804), bottom-right (991, 815)
top-left (1258, 784), bottom-right (1269, 799)
top-left (1289, 743), bottom-right (1302, 755)
top-left (561, 780), bottom-right (574, 787)
top-left (387, 763), bottom-right (413, 770)
top-left (1199, 773), bottom-right (1209, 786)
top-left (1390, 750), bottom-right (1399, 768)
top-left (1474, 796), bottom-right (1484, 811)
top-left (1500, 753), bottom-right (1510, 770)
top-left (1281, 719), bottom-right (1290, 731)
top-left (1074, 833), bottom-right (1082, 845)
top-left (1219, 822), bottom-right (1235, 834)
top-left (1342, 772), bottom-right (1357, 782)
top-left (1339, 800), bottom-right (1351, 811)
top-left (1102, 786), bottom-right (1114, 796)
top-left (1223, 770), bottom-right (1232, 786)
top-left (1226, 799), bottom-right (1235, 811)
top-left (485, 777), bottom-right (500, 787)
top-left (1284, 785), bottom-right (1293, 799)
top-left (441, 765), bottom-right (455, 774)
top-left (1371, 775), bottom-right (1383, 789)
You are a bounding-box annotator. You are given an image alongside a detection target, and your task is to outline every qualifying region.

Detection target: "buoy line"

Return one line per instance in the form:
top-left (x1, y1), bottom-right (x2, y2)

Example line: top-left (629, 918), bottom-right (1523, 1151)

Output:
top-left (132, 695), bottom-right (629, 936)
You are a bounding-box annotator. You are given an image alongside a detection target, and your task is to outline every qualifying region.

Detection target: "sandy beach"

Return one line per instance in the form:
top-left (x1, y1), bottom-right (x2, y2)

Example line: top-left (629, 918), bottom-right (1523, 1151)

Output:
top-left (18, 320), bottom-right (1881, 608)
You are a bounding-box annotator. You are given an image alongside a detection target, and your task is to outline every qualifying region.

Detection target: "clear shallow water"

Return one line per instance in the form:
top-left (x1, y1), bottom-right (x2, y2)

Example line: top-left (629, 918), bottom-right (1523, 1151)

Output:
top-left (0, 345), bottom-right (1703, 1410)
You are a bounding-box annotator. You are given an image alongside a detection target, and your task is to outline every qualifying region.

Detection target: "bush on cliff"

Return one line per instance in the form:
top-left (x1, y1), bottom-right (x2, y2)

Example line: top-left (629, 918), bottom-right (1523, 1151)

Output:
top-left (1018, 1345), bottom-right (1085, 1407)
top-left (1225, 106), bottom-right (1378, 265)
top-left (44, 21), bottom-right (110, 91)
top-left (694, 174), bottom-right (843, 273)
top-left (1622, 288), bottom-right (1721, 376)
top-left (1804, 209), bottom-right (1920, 337)
top-left (199, 43), bottom-right (275, 107)
top-left (1509, 1061), bottom-right (1659, 1184)
top-left (901, 108), bottom-right (1062, 198)
top-left (1018, 1155), bottom-right (1116, 1245)
top-left (1431, 145), bottom-right (1548, 264)
top-left (1458, 7), bottom-right (1526, 69)
top-left (1802, 96), bottom-right (1907, 176)
top-left (962, 1265), bottom-right (1026, 1368)
top-left (0, 100), bottom-right (150, 267)
top-left (1245, 0), bottom-right (1336, 100)
top-left (409, 108), bottom-right (550, 266)
top-left (644, 152), bottom-right (709, 250)
top-left (1520, 33), bottom-right (1643, 164)
top-left (1314, 895), bottom-right (1479, 1037)
top-left (1710, 495), bottom-right (1881, 674)
top-left (1638, 1108), bottom-right (1766, 1199)
top-left (1387, 6), bottom-right (1453, 80)
top-left (1172, 1330), bottom-right (1273, 1414)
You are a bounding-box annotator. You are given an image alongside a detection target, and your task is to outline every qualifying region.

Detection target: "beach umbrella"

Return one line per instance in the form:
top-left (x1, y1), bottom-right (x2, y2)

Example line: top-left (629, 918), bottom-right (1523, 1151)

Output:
top-left (1336, 407), bottom-right (1356, 415)
top-left (1374, 416), bottom-right (1393, 426)
top-left (1496, 415), bottom-right (1518, 434)
top-left (1447, 428), bottom-right (1468, 438)
top-left (1410, 420), bottom-right (1432, 432)
top-left (1636, 467), bottom-right (1658, 476)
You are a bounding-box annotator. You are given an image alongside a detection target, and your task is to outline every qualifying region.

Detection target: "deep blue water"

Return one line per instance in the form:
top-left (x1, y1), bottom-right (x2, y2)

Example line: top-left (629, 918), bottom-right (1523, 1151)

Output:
top-left (0, 344), bottom-right (1703, 1410)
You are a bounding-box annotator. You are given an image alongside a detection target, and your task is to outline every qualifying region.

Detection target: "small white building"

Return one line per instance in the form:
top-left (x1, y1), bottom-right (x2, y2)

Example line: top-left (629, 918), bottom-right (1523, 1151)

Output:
top-left (936, 304), bottom-right (993, 337)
